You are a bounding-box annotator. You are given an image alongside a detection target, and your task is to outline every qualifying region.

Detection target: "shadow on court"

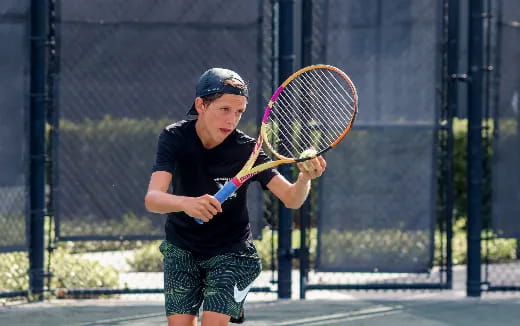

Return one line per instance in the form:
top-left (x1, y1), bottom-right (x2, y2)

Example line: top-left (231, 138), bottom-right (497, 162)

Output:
top-left (1, 295), bottom-right (520, 326)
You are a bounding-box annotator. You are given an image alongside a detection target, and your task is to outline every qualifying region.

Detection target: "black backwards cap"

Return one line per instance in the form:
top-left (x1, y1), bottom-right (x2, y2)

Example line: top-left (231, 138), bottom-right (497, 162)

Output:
top-left (187, 68), bottom-right (249, 116)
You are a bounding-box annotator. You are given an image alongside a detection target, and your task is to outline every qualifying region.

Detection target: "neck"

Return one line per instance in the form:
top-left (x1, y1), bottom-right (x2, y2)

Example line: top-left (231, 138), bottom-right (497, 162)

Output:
top-left (195, 119), bottom-right (219, 149)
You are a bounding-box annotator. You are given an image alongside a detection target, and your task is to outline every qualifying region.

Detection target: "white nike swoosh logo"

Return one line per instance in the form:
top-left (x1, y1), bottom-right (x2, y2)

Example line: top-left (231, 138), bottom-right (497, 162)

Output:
top-left (233, 283), bottom-right (252, 303)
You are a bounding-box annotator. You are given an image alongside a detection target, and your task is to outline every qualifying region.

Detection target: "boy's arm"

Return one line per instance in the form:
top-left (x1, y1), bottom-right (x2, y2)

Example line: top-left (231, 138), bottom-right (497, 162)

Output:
top-left (144, 171), bottom-right (221, 222)
top-left (266, 156), bottom-right (326, 209)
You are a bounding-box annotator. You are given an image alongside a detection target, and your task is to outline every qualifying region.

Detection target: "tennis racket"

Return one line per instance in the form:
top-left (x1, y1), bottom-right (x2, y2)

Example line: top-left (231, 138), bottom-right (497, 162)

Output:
top-left (195, 64), bottom-right (357, 224)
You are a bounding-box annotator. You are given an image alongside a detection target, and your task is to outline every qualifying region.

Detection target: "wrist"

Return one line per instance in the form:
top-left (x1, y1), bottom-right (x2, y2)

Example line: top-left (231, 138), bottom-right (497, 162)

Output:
top-left (297, 172), bottom-right (312, 184)
top-left (174, 195), bottom-right (189, 213)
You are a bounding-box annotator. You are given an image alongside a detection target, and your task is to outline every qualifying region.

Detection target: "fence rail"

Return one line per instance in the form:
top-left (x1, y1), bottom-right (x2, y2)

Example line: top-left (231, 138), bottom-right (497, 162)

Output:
top-left (0, 0), bottom-right (518, 302)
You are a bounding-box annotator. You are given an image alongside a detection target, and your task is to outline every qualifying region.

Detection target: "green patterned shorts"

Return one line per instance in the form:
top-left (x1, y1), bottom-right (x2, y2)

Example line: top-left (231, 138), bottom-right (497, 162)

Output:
top-left (159, 240), bottom-right (262, 319)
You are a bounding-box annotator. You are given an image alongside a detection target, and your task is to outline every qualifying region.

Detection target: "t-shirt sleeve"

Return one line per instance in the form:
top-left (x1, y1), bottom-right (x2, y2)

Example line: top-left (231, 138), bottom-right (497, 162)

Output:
top-left (252, 148), bottom-right (280, 189)
top-left (152, 129), bottom-right (176, 175)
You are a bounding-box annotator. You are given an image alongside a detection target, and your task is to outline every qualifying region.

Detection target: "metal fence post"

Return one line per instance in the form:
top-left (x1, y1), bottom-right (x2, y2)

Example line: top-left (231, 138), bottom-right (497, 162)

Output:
top-left (445, 0), bottom-right (460, 291)
top-left (467, 0), bottom-right (484, 298)
top-left (298, 0), bottom-right (313, 300)
top-left (277, 0), bottom-right (295, 300)
top-left (29, 0), bottom-right (48, 301)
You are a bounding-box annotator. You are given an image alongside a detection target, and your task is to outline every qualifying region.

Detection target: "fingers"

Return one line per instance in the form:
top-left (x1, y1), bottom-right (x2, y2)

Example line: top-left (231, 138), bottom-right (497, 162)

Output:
top-left (298, 156), bottom-right (327, 179)
top-left (184, 195), bottom-right (222, 222)
top-left (206, 195), bottom-right (223, 213)
top-left (317, 156), bottom-right (327, 169)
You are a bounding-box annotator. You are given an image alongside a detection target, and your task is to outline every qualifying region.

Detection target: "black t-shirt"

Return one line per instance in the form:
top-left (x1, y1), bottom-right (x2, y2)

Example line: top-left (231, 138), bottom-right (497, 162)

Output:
top-left (152, 119), bottom-right (279, 255)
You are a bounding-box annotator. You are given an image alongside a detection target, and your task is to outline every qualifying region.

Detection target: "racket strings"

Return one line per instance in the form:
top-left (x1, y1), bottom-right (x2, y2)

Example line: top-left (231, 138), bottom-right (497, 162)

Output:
top-left (267, 68), bottom-right (356, 158)
top-left (274, 78), bottom-right (339, 150)
top-left (271, 86), bottom-right (346, 156)
top-left (279, 88), bottom-right (337, 152)
top-left (293, 75), bottom-right (348, 141)
top-left (303, 69), bottom-right (356, 118)
top-left (270, 95), bottom-right (317, 156)
top-left (273, 93), bottom-right (316, 152)
top-left (314, 68), bottom-right (357, 110)
top-left (300, 70), bottom-right (356, 126)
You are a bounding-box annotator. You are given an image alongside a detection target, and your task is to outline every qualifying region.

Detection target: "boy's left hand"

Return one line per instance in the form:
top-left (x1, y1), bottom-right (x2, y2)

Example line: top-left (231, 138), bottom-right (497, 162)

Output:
top-left (296, 156), bottom-right (327, 180)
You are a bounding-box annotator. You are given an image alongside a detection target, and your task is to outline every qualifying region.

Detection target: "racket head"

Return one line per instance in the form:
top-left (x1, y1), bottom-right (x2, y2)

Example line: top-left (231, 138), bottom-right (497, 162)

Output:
top-left (261, 65), bottom-right (358, 161)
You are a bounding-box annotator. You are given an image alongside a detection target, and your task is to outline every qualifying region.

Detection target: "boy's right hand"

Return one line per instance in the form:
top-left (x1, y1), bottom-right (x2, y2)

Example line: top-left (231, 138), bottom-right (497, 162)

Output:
top-left (182, 195), bottom-right (222, 222)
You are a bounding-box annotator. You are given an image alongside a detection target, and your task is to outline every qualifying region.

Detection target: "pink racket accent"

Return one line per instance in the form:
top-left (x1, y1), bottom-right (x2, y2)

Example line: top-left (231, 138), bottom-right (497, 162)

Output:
top-left (262, 86), bottom-right (285, 123)
top-left (271, 86), bottom-right (284, 101)
top-left (238, 172), bottom-right (256, 184)
top-left (231, 177), bottom-right (241, 187)
top-left (262, 107), bottom-right (271, 123)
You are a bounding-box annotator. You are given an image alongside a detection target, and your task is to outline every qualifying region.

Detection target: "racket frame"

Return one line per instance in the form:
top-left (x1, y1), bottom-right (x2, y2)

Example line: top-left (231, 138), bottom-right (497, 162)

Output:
top-left (195, 64), bottom-right (357, 224)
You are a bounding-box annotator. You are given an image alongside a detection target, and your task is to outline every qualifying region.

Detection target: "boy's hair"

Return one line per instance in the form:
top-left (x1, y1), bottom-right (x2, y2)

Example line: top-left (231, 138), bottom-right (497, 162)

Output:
top-left (187, 68), bottom-right (248, 115)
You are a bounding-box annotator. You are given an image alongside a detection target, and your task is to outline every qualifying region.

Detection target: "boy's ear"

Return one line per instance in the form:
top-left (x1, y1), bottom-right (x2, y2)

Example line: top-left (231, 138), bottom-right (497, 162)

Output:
top-left (195, 97), bottom-right (205, 115)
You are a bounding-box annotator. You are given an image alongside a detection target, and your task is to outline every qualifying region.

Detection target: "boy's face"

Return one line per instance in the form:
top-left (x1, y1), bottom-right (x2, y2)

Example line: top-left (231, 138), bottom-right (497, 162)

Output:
top-left (196, 93), bottom-right (247, 146)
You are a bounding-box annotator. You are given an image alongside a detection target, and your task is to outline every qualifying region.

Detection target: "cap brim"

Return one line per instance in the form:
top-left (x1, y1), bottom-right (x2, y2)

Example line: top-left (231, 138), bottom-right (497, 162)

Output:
top-left (187, 102), bottom-right (198, 115)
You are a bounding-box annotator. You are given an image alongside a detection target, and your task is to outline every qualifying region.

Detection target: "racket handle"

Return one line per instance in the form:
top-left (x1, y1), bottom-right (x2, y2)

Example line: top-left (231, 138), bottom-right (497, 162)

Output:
top-left (194, 181), bottom-right (239, 224)
top-left (214, 180), bottom-right (239, 203)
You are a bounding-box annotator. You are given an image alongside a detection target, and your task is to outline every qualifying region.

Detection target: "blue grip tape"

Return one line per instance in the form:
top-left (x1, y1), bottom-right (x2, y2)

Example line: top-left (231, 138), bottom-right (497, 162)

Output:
top-left (214, 181), bottom-right (239, 203)
top-left (195, 181), bottom-right (239, 224)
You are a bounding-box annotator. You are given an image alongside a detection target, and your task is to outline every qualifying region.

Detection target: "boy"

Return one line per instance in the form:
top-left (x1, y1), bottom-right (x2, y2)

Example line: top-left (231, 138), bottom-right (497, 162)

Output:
top-left (145, 67), bottom-right (326, 326)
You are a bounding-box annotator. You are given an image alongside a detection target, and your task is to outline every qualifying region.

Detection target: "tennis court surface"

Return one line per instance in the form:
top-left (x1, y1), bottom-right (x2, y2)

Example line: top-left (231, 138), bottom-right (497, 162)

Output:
top-left (2, 291), bottom-right (520, 326)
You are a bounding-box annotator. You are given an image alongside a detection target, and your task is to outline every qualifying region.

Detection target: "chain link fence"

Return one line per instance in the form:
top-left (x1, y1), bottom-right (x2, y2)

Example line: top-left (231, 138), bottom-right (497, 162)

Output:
top-left (485, 0), bottom-right (520, 291)
top-left (0, 0), bottom-right (30, 299)
top-left (46, 0), bottom-right (275, 298)
top-left (0, 1), bottom-right (29, 252)
top-left (305, 0), bottom-right (444, 290)
top-left (1, 0), bottom-right (519, 301)
top-left (54, 0), bottom-right (270, 241)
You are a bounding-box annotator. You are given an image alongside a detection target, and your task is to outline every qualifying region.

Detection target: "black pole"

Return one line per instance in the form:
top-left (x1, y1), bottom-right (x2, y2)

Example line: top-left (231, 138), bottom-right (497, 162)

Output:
top-left (298, 0), bottom-right (312, 300)
top-left (269, 0), bottom-right (280, 287)
top-left (277, 0), bottom-right (295, 300)
top-left (445, 0), bottom-right (460, 290)
top-left (29, 0), bottom-right (48, 301)
top-left (466, 0), bottom-right (484, 298)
